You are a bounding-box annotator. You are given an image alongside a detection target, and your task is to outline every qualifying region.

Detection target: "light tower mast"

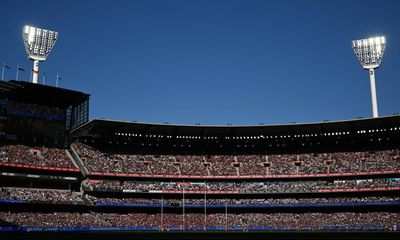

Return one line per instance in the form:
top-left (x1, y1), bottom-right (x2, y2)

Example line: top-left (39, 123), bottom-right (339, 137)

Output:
top-left (22, 25), bottom-right (58, 84)
top-left (352, 36), bottom-right (386, 118)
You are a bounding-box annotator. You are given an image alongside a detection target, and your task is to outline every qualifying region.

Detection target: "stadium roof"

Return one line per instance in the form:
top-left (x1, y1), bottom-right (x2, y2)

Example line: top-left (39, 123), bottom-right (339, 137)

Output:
top-left (72, 115), bottom-right (400, 138)
top-left (0, 80), bottom-right (90, 108)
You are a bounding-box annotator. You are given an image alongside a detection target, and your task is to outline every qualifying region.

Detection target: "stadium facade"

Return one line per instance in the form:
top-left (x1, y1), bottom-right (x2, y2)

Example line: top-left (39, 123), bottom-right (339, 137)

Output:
top-left (0, 80), bottom-right (399, 239)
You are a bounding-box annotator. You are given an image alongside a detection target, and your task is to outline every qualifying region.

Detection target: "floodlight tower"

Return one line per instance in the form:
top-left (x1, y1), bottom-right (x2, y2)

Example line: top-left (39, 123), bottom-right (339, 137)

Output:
top-left (352, 36), bottom-right (386, 118)
top-left (22, 25), bottom-right (58, 84)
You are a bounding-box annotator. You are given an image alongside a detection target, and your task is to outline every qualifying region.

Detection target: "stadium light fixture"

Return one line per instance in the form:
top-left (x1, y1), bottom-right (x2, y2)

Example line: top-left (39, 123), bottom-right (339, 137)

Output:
top-left (352, 36), bottom-right (386, 118)
top-left (22, 25), bottom-right (58, 84)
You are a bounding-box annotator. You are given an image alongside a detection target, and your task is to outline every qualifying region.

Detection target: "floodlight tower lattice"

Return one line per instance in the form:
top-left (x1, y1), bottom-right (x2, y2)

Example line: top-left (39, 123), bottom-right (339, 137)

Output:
top-left (22, 26), bottom-right (58, 84)
top-left (352, 36), bottom-right (386, 118)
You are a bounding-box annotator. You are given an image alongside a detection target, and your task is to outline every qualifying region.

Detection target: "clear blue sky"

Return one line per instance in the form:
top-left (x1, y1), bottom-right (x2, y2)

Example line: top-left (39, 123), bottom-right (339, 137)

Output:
top-left (1, 0), bottom-right (399, 125)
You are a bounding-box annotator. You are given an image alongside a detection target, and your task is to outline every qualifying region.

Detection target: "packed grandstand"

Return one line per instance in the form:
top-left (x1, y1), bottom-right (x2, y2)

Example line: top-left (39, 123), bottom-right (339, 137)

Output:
top-left (0, 80), bottom-right (399, 237)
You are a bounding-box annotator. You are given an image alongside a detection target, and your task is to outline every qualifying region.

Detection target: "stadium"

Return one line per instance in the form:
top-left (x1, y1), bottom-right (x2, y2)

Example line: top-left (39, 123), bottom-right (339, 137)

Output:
top-left (1, 1), bottom-right (400, 240)
top-left (0, 79), bottom-right (399, 239)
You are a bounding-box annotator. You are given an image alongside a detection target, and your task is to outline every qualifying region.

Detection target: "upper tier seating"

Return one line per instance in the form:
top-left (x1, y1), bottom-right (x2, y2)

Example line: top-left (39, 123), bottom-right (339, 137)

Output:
top-left (73, 142), bottom-right (400, 176)
top-left (0, 144), bottom-right (76, 169)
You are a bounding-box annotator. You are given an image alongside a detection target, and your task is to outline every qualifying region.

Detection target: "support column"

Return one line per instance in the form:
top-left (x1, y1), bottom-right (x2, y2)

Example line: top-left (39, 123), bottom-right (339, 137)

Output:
top-left (369, 68), bottom-right (379, 118)
top-left (32, 60), bottom-right (39, 84)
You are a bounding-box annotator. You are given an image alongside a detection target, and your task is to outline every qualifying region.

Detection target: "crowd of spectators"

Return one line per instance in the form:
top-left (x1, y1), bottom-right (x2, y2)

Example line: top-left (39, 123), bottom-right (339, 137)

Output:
top-left (86, 195), bottom-right (400, 205)
top-left (330, 150), bottom-right (400, 173)
top-left (73, 143), bottom-right (400, 176)
top-left (0, 187), bottom-right (83, 204)
top-left (178, 155), bottom-right (208, 176)
top-left (0, 212), bottom-right (105, 227)
top-left (0, 144), bottom-right (76, 169)
top-left (6, 101), bottom-right (65, 121)
top-left (207, 155), bottom-right (237, 176)
top-left (1, 185), bottom-right (398, 206)
top-left (1, 212), bottom-right (398, 229)
top-left (150, 156), bottom-right (180, 175)
top-left (83, 178), bottom-right (400, 193)
top-left (156, 212), bottom-right (400, 229)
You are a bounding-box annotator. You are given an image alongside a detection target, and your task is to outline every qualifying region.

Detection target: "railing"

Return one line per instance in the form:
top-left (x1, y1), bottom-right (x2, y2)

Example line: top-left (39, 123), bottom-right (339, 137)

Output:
top-left (0, 163), bottom-right (80, 172)
top-left (90, 170), bottom-right (400, 180)
top-left (86, 186), bottom-right (400, 195)
top-left (94, 201), bottom-right (400, 208)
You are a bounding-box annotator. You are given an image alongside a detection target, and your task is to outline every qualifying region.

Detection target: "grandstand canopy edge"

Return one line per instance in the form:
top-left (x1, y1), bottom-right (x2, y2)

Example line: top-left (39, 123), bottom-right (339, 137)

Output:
top-left (72, 115), bottom-right (400, 138)
top-left (0, 80), bottom-right (89, 108)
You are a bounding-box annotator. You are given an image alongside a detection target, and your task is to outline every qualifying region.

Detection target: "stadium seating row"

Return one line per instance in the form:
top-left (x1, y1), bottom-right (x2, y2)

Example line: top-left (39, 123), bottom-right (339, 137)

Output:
top-left (86, 195), bottom-right (400, 205)
top-left (73, 143), bottom-right (400, 176)
top-left (1, 143), bottom-right (399, 177)
top-left (83, 178), bottom-right (400, 193)
top-left (0, 187), bottom-right (83, 204)
top-left (5, 101), bottom-right (65, 120)
top-left (1, 212), bottom-right (398, 229)
top-left (0, 144), bottom-right (75, 169)
top-left (2, 187), bottom-right (399, 206)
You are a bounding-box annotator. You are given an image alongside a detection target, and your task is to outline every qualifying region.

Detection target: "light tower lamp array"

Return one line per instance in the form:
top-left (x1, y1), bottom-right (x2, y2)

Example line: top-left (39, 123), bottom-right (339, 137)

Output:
top-left (352, 36), bottom-right (386, 118)
top-left (22, 25), bottom-right (58, 84)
